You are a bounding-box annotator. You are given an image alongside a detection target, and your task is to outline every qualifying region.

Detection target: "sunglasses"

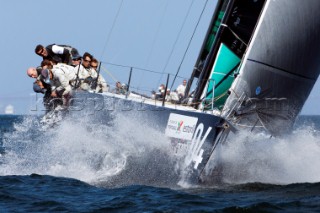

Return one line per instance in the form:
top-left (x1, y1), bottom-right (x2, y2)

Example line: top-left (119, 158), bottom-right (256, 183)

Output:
top-left (83, 59), bottom-right (91, 62)
top-left (37, 48), bottom-right (45, 55)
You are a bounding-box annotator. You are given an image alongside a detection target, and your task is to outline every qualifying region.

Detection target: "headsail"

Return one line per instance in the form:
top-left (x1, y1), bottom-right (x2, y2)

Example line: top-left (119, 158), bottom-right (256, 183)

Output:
top-left (222, 0), bottom-right (320, 136)
top-left (187, 0), bottom-right (266, 110)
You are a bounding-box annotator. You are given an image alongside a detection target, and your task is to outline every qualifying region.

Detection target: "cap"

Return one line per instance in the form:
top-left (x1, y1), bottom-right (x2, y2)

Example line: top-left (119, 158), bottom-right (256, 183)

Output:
top-left (41, 69), bottom-right (51, 84)
top-left (72, 54), bottom-right (82, 60)
top-left (72, 49), bottom-right (82, 60)
top-left (71, 50), bottom-right (82, 60)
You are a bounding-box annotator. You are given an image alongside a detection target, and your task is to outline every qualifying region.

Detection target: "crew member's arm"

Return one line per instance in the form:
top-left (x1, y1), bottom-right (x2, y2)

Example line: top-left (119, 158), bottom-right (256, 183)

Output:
top-left (33, 80), bottom-right (46, 94)
top-left (56, 71), bottom-right (72, 94)
top-left (97, 75), bottom-right (108, 92)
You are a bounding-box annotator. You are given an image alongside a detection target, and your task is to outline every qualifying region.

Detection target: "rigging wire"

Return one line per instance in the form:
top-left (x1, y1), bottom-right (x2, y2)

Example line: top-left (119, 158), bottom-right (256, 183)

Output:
top-left (102, 61), bottom-right (163, 74)
top-left (170, 0), bottom-right (210, 90)
top-left (100, 65), bottom-right (119, 83)
top-left (100, 0), bottom-right (125, 59)
top-left (100, 60), bottom-right (188, 93)
top-left (156, 0), bottom-right (196, 88)
top-left (144, 0), bottom-right (170, 68)
top-left (138, 0), bottom-right (170, 90)
top-left (101, 61), bottom-right (187, 78)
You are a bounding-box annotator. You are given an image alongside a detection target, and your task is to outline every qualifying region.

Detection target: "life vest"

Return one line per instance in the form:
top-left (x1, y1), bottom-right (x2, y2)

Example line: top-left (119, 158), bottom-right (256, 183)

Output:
top-left (45, 44), bottom-right (77, 65)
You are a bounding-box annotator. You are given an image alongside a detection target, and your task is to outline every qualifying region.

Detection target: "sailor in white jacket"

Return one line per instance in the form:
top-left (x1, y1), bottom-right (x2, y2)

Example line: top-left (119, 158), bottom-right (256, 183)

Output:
top-left (40, 65), bottom-right (76, 108)
top-left (90, 59), bottom-right (108, 93)
top-left (176, 79), bottom-right (187, 99)
top-left (73, 64), bottom-right (91, 90)
top-left (72, 52), bottom-right (92, 90)
top-left (94, 74), bottom-right (108, 93)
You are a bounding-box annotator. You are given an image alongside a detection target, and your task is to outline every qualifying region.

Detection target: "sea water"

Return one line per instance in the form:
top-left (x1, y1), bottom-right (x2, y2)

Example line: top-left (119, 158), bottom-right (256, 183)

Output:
top-left (1, 114), bottom-right (320, 212)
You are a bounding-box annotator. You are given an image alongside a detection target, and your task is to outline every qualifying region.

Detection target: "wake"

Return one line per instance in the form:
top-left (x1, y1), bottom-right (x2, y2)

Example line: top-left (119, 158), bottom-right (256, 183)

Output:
top-left (209, 124), bottom-right (320, 184)
top-left (1, 114), bottom-right (320, 188)
top-left (0, 114), bottom-right (179, 187)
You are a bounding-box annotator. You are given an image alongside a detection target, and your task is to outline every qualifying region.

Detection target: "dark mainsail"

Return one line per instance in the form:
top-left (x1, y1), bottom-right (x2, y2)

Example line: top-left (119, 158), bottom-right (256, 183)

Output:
top-left (222, 0), bottom-right (320, 136)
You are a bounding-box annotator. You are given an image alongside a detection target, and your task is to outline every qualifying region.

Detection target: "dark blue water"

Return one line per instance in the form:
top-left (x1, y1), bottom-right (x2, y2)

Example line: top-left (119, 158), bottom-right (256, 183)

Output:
top-left (1, 114), bottom-right (320, 212)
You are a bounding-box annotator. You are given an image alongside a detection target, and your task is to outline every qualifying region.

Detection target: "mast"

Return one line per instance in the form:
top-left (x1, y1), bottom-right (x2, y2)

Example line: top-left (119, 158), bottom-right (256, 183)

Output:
top-left (185, 0), bottom-right (229, 104)
top-left (187, 0), bottom-right (266, 109)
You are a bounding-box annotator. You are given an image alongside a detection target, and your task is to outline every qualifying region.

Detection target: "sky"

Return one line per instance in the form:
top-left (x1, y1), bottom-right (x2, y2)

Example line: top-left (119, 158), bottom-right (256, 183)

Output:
top-left (0, 0), bottom-right (319, 115)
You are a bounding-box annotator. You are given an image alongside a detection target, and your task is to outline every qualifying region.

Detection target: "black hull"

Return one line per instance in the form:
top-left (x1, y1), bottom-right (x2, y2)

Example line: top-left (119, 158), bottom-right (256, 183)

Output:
top-left (69, 91), bottom-right (227, 183)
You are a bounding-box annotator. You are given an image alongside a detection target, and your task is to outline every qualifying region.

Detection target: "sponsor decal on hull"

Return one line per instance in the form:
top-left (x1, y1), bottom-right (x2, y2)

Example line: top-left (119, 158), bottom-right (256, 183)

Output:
top-left (165, 113), bottom-right (198, 140)
top-left (166, 113), bottom-right (214, 170)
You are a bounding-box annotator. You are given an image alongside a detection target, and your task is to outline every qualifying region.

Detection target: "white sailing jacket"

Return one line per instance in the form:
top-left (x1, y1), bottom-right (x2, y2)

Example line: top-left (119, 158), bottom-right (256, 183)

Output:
top-left (50, 64), bottom-right (76, 93)
top-left (95, 74), bottom-right (108, 92)
top-left (74, 64), bottom-right (91, 79)
top-left (176, 84), bottom-right (186, 96)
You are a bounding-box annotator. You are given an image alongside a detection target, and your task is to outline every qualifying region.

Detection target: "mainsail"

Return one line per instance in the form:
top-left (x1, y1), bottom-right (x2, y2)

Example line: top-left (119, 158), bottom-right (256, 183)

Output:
top-left (222, 0), bottom-right (320, 136)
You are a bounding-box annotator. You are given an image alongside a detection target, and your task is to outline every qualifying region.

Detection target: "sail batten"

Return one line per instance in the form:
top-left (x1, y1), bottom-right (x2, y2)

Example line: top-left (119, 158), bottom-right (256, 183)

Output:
top-left (247, 59), bottom-right (317, 82)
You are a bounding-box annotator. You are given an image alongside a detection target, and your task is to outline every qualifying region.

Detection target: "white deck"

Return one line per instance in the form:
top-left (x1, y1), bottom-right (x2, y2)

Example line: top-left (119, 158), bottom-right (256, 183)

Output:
top-left (99, 91), bottom-right (222, 116)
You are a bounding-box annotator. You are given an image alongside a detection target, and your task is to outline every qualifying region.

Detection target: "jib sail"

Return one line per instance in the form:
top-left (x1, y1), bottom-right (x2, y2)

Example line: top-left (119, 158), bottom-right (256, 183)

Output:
top-left (187, 0), bottom-right (266, 110)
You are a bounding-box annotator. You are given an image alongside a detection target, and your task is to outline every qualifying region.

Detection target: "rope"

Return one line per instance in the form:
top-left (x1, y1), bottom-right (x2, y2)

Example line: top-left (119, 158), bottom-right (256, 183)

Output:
top-left (156, 0), bottom-right (196, 87)
top-left (170, 0), bottom-right (210, 90)
top-left (139, 0), bottom-right (171, 90)
top-left (144, 0), bottom-right (170, 68)
top-left (100, 65), bottom-right (118, 83)
top-left (100, 61), bottom-right (188, 79)
top-left (100, 0), bottom-right (125, 58)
